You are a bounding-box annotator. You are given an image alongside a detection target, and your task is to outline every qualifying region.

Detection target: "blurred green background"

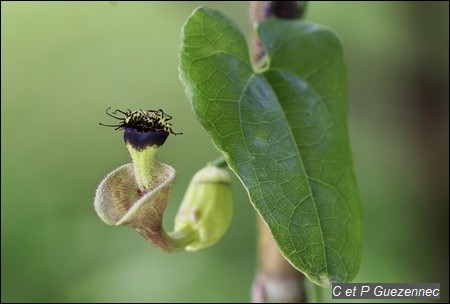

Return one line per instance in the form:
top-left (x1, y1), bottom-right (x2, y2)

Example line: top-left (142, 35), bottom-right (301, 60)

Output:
top-left (1, 2), bottom-right (448, 302)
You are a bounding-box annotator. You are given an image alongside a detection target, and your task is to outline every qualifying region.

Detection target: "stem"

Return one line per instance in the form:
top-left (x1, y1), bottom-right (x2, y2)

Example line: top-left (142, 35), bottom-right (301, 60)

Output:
top-left (134, 201), bottom-right (200, 253)
top-left (209, 156), bottom-right (228, 168)
top-left (250, 1), bottom-right (307, 63)
top-left (166, 226), bottom-right (200, 249)
top-left (249, 2), bottom-right (307, 302)
top-left (137, 226), bottom-right (199, 253)
top-left (252, 218), bottom-right (306, 303)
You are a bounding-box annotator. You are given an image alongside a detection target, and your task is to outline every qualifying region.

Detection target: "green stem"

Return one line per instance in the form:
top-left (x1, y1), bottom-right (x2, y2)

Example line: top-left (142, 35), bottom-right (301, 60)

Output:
top-left (138, 224), bottom-right (199, 253)
top-left (166, 226), bottom-right (200, 249)
top-left (209, 156), bottom-right (228, 168)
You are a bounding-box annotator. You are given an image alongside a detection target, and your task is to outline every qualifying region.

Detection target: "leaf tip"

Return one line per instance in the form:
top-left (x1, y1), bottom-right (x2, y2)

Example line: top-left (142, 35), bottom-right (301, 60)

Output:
top-left (188, 6), bottom-right (218, 20)
top-left (319, 275), bottom-right (332, 288)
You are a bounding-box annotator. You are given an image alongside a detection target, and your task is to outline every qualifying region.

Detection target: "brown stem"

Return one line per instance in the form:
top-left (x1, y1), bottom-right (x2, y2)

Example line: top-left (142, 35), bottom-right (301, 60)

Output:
top-left (249, 1), bottom-right (307, 303)
top-left (252, 218), bottom-right (306, 302)
top-left (250, 1), bottom-right (307, 63)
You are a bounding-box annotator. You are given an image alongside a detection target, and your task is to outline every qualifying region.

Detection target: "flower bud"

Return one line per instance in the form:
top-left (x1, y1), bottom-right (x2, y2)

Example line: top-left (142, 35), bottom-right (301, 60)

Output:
top-left (174, 164), bottom-right (233, 251)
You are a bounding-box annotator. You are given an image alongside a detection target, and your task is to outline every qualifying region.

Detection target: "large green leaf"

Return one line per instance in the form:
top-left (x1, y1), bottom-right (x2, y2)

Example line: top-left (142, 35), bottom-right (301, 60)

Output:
top-left (179, 7), bottom-right (361, 287)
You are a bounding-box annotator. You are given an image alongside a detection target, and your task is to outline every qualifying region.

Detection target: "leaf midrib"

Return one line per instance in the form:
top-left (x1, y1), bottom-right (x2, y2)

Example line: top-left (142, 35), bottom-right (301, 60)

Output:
top-left (260, 69), bottom-right (328, 275)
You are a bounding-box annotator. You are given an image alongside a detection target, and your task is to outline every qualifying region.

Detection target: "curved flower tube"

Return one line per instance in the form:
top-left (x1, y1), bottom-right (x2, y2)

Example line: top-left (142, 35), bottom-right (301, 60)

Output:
top-left (94, 109), bottom-right (233, 252)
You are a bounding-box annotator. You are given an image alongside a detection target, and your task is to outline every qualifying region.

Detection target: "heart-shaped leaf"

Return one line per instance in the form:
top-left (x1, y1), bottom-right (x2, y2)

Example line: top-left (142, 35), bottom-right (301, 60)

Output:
top-left (179, 7), bottom-right (361, 287)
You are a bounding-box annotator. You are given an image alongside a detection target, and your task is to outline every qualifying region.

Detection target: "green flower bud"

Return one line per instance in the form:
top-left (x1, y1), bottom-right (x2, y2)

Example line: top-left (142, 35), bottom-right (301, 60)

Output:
top-left (174, 164), bottom-right (233, 251)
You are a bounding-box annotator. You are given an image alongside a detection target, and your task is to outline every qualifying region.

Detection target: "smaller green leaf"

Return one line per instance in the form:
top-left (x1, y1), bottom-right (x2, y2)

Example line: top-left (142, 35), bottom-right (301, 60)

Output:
top-left (179, 7), bottom-right (361, 287)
